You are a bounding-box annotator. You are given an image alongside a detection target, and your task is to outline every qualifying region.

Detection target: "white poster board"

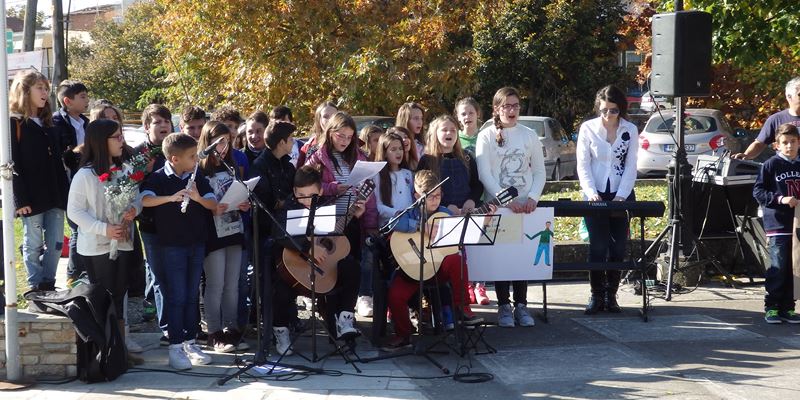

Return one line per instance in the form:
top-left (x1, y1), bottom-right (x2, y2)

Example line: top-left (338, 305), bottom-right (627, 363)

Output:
top-left (466, 207), bottom-right (554, 281)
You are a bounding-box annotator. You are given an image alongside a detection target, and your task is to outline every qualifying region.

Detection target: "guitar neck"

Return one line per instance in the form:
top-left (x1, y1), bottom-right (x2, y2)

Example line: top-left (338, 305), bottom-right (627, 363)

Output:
top-left (472, 198), bottom-right (501, 214)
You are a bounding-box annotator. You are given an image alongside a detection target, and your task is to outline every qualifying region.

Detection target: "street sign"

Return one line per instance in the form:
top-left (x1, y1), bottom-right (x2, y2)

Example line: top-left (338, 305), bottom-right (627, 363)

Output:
top-left (6, 30), bottom-right (13, 54)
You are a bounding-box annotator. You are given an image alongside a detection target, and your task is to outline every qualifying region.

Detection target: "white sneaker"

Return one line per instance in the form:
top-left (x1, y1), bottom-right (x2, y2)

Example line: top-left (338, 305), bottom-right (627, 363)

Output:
top-left (298, 296), bottom-right (314, 311)
top-left (126, 336), bottom-right (144, 353)
top-left (514, 303), bottom-right (535, 327)
top-left (356, 296), bottom-right (374, 317)
top-left (183, 340), bottom-right (212, 365)
top-left (273, 327), bottom-right (293, 356)
top-left (497, 304), bottom-right (515, 328)
top-left (169, 344), bottom-right (191, 370)
top-left (335, 311), bottom-right (360, 339)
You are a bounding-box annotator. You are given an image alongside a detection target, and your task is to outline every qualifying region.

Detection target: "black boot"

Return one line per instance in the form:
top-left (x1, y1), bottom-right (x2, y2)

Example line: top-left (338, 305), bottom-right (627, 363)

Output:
top-left (606, 271), bottom-right (622, 313)
top-left (584, 294), bottom-right (605, 315)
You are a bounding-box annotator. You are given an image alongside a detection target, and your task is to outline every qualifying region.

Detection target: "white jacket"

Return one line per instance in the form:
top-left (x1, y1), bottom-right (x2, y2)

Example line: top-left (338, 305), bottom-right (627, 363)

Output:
top-left (67, 167), bottom-right (142, 256)
top-left (576, 117), bottom-right (638, 199)
top-left (475, 122), bottom-right (546, 202)
top-left (373, 168), bottom-right (414, 226)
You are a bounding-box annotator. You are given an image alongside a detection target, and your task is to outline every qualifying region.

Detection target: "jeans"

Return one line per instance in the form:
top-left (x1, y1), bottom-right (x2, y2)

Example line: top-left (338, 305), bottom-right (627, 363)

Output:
top-left (21, 208), bottom-right (64, 288)
top-left (495, 280), bottom-right (528, 306)
top-left (534, 243), bottom-right (551, 266)
top-left (162, 244), bottom-right (205, 345)
top-left (141, 231), bottom-right (168, 331)
top-left (765, 235), bottom-right (795, 311)
top-left (203, 245), bottom-right (242, 333)
top-left (66, 218), bottom-right (85, 280)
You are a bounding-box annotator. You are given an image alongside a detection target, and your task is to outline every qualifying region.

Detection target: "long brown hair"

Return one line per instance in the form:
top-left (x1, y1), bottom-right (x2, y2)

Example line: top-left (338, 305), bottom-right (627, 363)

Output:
top-left (396, 101), bottom-right (425, 145)
top-left (198, 120), bottom-right (234, 175)
top-left (9, 71), bottom-right (53, 127)
top-left (373, 132), bottom-right (408, 207)
top-left (386, 126), bottom-right (417, 169)
top-left (423, 115), bottom-right (470, 180)
top-left (80, 119), bottom-right (123, 176)
top-left (491, 87), bottom-right (520, 147)
top-left (311, 101), bottom-right (338, 143)
top-left (318, 111), bottom-right (359, 174)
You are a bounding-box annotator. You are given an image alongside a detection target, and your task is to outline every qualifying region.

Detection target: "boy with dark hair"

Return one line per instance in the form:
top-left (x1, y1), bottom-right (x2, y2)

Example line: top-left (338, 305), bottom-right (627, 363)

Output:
top-left (211, 106), bottom-right (243, 133)
top-left (180, 106), bottom-right (207, 140)
top-left (53, 80), bottom-right (91, 286)
top-left (141, 133), bottom-right (222, 369)
top-left (268, 164), bottom-right (366, 354)
top-left (754, 123), bottom-right (800, 324)
top-left (382, 170), bottom-right (484, 351)
top-left (137, 104), bottom-right (173, 345)
top-left (269, 105), bottom-right (293, 122)
top-left (249, 121), bottom-right (297, 354)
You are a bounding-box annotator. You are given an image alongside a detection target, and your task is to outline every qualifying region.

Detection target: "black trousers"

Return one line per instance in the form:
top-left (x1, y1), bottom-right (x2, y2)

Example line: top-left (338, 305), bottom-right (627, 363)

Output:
top-left (495, 280), bottom-right (528, 306)
top-left (585, 190), bottom-right (634, 295)
top-left (84, 251), bottom-right (132, 317)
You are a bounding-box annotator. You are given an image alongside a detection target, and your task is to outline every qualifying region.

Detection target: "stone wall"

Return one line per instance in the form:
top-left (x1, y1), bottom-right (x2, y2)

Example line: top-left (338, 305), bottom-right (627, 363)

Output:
top-left (0, 311), bottom-right (77, 379)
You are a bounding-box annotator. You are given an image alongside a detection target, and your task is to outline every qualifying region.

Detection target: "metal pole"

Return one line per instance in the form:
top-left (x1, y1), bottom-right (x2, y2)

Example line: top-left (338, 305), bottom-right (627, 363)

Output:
top-left (22, 0), bottom-right (37, 52)
top-left (0, 0), bottom-right (22, 382)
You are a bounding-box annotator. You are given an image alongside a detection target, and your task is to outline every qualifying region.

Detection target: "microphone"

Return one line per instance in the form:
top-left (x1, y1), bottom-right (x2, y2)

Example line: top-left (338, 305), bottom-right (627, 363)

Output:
top-left (198, 136), bottom-right (226, 159)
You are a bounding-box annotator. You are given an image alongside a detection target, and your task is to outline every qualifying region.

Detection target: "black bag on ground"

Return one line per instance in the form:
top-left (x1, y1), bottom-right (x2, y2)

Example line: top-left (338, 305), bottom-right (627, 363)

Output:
top-left (24, 284), bottom-right (128, 382)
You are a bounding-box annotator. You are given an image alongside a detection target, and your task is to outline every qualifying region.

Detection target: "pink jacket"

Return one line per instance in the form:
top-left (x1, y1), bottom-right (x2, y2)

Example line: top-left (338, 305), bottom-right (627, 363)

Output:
top-left (305, 147), bottom-right (378, 230)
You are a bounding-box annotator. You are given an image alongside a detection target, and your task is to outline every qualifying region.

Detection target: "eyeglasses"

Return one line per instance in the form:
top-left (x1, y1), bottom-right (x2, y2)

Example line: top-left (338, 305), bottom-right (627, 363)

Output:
top-left (332, 132), bottom-right (353, 142)
top-left (108, 134), bottom-right (124, 142)
top-left (499, 104), bottom-right (521, 111)
top-left (599, 108), bottom-right (620, 115)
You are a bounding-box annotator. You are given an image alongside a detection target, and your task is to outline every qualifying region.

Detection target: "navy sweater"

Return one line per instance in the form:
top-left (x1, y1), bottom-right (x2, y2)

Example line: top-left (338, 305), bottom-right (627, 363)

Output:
top-left (753, 153), bottom-right (800, 235)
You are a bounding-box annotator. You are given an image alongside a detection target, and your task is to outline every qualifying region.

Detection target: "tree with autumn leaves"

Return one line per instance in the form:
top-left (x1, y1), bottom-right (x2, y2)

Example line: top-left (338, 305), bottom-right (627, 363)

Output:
top-left (67, 0), bottom-right (799, 132)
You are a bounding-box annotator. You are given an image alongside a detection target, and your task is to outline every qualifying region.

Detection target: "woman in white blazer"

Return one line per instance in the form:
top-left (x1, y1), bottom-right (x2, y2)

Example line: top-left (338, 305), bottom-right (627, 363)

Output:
top-left (576, 85), bottom-right (638, 315)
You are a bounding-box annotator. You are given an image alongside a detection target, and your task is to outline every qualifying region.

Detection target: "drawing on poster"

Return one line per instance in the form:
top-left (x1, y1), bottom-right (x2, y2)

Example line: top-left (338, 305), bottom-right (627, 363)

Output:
top-left (466, 207), bottom-right (555, 281)
top-left (525, 221), bottom-right (553, 267)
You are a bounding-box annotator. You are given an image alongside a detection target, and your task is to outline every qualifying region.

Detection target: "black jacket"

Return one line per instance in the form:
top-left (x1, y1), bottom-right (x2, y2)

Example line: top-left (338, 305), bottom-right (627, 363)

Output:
top-left (249, 150), bottom-right (296, 236)
top-left (10, 116), bottom-right (69, 215)
top-left (52, 107), bottom-right (89, 175)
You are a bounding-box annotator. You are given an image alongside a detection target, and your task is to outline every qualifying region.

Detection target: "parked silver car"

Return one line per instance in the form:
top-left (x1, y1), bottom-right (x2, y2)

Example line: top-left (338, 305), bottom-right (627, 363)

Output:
top-left (480, 116), bottom-right (577, 180)
top-left (636, 109), bottom-right (742, 177)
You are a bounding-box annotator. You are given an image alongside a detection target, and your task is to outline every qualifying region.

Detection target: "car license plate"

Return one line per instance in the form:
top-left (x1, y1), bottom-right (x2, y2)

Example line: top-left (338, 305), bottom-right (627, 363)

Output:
top-left (663, 144), bottom-right (696, 152)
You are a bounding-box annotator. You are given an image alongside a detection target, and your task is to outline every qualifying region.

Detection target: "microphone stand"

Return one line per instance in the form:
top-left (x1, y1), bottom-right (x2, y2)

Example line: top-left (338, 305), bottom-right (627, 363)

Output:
top-left (362, 177), bottom-right (451, 374)
top-left (214, 151), bottom-right (317, 385)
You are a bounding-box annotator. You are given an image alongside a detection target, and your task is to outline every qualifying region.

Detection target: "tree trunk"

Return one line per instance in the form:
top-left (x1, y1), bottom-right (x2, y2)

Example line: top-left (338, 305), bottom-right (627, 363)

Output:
top-left (22, 0), bottom-right (37, 52)
top-left (51, 0), bottom-right (68, 88)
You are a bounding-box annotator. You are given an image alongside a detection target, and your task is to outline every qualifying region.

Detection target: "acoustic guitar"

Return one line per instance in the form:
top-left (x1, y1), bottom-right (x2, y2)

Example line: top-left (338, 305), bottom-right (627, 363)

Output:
top-left (278, 180), bottom-right (376, 295)
top-left (390, 187), bottom-right (518, 281)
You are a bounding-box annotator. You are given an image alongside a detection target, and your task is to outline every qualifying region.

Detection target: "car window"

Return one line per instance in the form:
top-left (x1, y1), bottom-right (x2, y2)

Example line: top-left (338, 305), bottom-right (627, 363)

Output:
top-left (644, 115), bottom-right (718, 134)
top-left (520, 120), bottom-right (546, 138)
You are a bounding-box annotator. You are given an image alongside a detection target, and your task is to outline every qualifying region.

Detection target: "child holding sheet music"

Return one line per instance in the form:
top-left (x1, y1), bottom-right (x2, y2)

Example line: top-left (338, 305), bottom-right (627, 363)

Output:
top-left (197, 121), bottom-right (251, 353)
top-left (382, 170), bottom-right (484, 352)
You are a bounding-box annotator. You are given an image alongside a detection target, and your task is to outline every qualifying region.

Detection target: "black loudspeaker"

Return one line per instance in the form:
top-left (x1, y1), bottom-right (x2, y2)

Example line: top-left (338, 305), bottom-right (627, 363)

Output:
top-left (651, 11), bottom-right (713, 97)
top-left (736, 216), bottom-right (768, 277)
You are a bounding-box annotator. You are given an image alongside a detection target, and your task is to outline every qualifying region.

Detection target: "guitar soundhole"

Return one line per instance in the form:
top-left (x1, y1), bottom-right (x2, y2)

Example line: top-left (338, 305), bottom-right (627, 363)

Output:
top-left (318, 237), bottom-right (335, 253)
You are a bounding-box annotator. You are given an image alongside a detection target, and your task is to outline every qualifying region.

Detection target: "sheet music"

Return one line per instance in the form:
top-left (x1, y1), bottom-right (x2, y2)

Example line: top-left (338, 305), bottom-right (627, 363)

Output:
top-left (431, 216), bottom-right (487, 247)
top-left (345, 160), bottom-right (386, 186)
top-left (286, 205), bottom-right (337, 236)
top-left (220, 177), bottom-right (261, 212)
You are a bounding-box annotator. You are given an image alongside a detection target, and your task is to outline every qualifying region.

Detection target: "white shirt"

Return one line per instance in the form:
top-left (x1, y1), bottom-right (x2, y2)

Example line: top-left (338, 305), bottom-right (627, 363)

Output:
top-left (69, 115), bottom-right (86, 145)
top-left (67, 167), bottom-right (142, 256)
top-left (475, 122), bottom-right (546, 202)
top-left (576, 117), bottom-right (638, 199)
top-left (373, 168), bottom-right (414, 226)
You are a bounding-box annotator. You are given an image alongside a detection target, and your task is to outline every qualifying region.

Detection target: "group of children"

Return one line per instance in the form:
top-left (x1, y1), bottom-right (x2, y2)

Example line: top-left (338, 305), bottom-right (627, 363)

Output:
top-left (23, 67), bottom-right (800, 374)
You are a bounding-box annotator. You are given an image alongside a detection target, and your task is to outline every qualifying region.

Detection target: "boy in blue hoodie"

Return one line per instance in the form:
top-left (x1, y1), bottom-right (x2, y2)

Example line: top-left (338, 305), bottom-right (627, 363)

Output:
top-left (753, 123), bottom-right (800, 324)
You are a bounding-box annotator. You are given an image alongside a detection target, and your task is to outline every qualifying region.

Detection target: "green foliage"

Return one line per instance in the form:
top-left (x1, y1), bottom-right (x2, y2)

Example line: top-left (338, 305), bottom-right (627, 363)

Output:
top-left (473, 0), bottom-right (629, 131)
top-left (67, 1), bottom-right (167, 111)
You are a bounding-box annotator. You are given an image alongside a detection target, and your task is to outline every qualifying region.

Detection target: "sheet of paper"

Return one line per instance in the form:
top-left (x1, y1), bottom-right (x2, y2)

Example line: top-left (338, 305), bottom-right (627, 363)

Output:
top-left (430, 216), bottom-right (485, 247)
top-left (220, 177), bottom-right (260, 212)
top-left (286, 205), bottom-right (338, 236)
top-left (345, 160), bottom-right (386, 185)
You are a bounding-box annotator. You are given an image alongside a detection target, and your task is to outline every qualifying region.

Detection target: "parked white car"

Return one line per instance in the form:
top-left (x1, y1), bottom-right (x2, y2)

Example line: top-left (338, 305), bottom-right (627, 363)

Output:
top-left (640, 91), bottom-right (673, 112)
top-left (636, 109), bottom-right (742, 177)
top-left (480, 116), bottom-right (577, 180)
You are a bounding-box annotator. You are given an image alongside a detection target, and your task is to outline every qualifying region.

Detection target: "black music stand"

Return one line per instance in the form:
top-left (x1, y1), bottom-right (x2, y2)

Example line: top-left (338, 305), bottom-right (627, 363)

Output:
top-left (361, 177), bottom-right (452, 374)
top-left (272, 193), bottom-right (363, 373)
top-left (428, 212), bottom-right (501, 357)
